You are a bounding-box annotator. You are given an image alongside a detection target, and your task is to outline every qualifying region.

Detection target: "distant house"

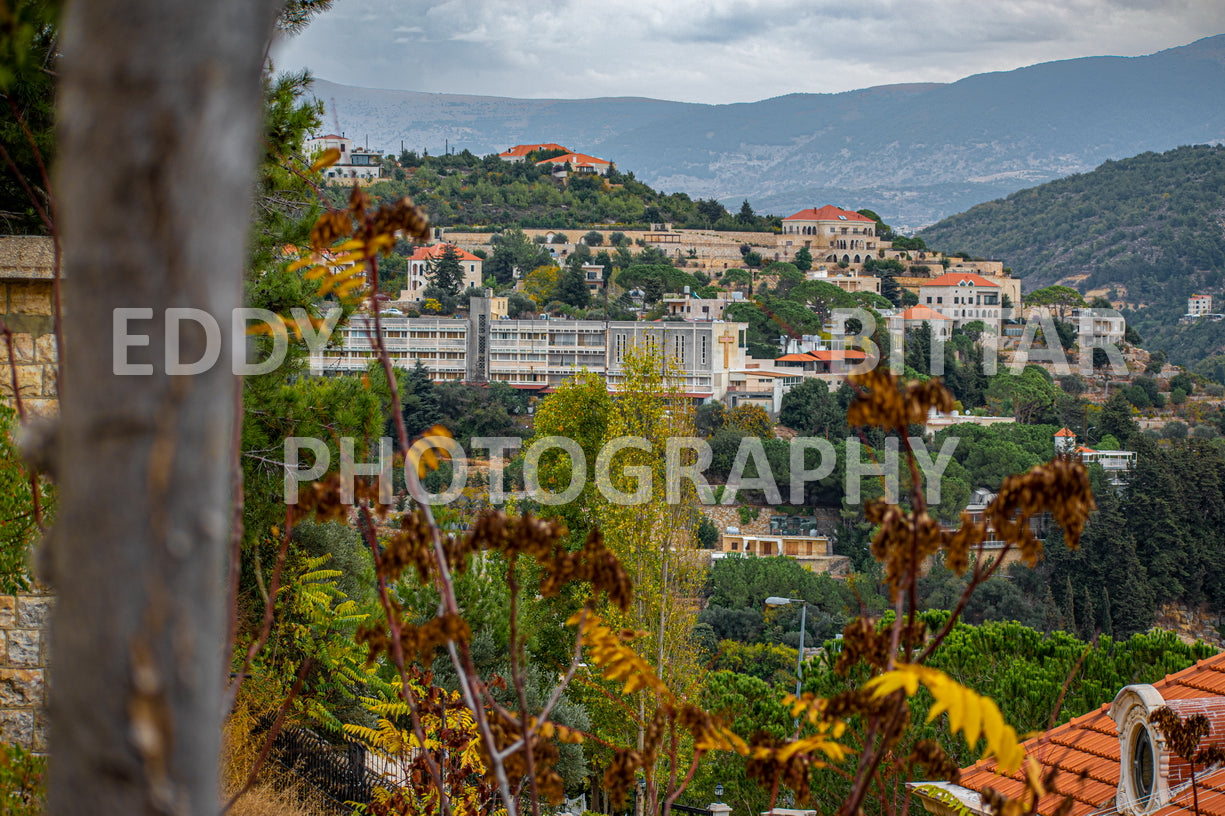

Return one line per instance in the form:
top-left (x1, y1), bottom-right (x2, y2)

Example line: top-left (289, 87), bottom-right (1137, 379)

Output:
top-left (779, 205), bottom-right (880, 265)
top-left (304, 134), bottom-right (382, 183)
top-left (402, 244), bottom-right (484, 299)
top-left (1071, 306), bottom-right (1126, 347)
top-left (581, 264), bottom-right (607, 296)
top-left (725, 367), bottom-right (804, 415)
top-left (773, 349), bottom-right (869, 375)
top-left (534, 152), bottom-right (613, 176)
top-left (662, 291), bottom-right (727, 321)
top-left (1190, 293), bottom-right (1213, 316)
top-left (497, 143), bottom-right (569, 163)
top-left (1054, 427), bottom-right (1135, 486)
top-left (717, 528), bottom-right (849, 576)
top-left (918, 272), bottom-right (1002, 332)
top-left (887, 305), bottom-right (954, 341)
top-left (805, 267), bottom-right (882, 295)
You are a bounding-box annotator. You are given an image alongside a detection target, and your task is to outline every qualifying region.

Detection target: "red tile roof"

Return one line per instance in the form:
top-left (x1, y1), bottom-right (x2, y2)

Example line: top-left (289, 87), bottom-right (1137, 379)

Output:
top-left (535, 152), bottom-right (611, 167)
top-left (783, 205), bottom-right (875, 223)
top-left (1055, 427), bottom-right (1078, 437)
top-left (922, 272), bottom-right (1001, 288)
top-left (498, 143), bottom-right (569, 158)
top-left (408, 244), bottom-right (482, 262)
top-left (775, 353), bottom-right (817, 362)
top-left (943, 653), bottom-right (1225, 816)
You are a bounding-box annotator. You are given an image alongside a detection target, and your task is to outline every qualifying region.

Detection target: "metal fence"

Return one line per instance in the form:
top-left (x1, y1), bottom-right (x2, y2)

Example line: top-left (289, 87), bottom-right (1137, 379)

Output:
top-left (270, 726), bottom-right (396, 808)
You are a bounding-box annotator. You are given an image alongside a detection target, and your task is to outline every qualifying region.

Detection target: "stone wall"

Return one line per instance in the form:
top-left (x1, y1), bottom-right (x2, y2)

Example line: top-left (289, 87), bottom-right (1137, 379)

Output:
top-left (0, 236), bottom-right (58, 419)
top-left (0, 592), bottom-right (52, 751)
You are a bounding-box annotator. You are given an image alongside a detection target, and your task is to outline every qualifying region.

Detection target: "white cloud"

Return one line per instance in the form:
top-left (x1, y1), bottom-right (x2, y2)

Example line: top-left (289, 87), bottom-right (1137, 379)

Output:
top-left (270, 0), bottom-right (1225, 103)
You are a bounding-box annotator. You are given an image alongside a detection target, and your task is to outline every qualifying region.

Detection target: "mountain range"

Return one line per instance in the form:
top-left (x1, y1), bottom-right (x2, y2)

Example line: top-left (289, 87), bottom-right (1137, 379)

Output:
top-left (309, 34), bottom-right (1225, 231)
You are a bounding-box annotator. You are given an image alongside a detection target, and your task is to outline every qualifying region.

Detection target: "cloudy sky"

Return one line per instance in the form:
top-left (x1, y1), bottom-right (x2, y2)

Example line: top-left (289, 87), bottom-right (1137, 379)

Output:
top-left (272, 0), bottom-right (1225, 104)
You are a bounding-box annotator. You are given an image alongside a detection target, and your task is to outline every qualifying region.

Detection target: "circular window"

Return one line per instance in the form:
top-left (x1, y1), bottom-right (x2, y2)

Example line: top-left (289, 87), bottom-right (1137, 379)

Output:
top-left (1132, 726), bottom-right (1155, 802)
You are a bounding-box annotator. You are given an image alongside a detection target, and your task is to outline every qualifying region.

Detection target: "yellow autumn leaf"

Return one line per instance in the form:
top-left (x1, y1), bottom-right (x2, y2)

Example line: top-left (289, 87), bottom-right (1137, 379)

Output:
top-left (866, 665), bottom-right (1025, 773)
top-left (406, 425), bottom-right (453, 478)
top-left (309, 147), bottom-right (342, 172)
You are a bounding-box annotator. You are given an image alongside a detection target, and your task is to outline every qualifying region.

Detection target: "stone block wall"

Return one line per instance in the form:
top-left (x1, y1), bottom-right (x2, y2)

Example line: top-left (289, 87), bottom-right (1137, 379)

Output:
top-left (0, 593), bottom-right (52, 751)
top-left (0, 236), bottom-right (59, 419)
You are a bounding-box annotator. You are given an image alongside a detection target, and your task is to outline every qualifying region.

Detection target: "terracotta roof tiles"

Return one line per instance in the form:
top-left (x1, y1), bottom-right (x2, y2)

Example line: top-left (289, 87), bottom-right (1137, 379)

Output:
top-left (922, 272), bottom-right (1001, 288)
top-left (942, 653), bottom-right (1225, 815)
top-left (783, 205), bottom-right (875, 223)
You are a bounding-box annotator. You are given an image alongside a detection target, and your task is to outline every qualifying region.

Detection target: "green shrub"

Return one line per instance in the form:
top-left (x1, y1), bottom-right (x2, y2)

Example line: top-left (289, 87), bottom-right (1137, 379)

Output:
top-left (0, 743), bottom-right (45, 816)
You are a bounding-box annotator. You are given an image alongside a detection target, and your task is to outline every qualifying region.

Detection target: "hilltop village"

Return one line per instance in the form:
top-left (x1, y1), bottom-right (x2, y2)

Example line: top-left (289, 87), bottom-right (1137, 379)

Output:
top-left (3, 116), bottom-right (1224, 816)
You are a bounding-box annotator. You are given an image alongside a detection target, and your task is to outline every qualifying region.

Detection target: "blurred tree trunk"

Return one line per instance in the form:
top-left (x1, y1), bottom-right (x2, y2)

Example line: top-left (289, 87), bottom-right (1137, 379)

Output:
top-left (50, 1), bottom-right (280, 813)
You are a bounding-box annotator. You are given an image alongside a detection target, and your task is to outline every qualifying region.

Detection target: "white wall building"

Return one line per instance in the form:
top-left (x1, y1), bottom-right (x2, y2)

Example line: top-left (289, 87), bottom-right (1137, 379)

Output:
top-left (310, 299), bottom-right (750, 400)
top-left (304, 134), bottom-right (382, 182)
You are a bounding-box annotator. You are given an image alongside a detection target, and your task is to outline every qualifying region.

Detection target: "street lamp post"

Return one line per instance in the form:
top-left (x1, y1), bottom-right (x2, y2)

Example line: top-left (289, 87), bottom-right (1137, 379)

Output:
top-left (765, 596), bottom-right (808, 705)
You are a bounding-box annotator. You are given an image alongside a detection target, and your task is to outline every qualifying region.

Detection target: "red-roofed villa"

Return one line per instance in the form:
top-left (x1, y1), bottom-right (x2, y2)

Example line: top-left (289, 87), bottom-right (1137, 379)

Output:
top-left (497, 143), bottom-right (569, 162)
top-left (780, 205), bottom-right (880, 265)
top-left (403, 244), bottom-right (484, 298)
top-left (535, 152), bottom-right (613, 176)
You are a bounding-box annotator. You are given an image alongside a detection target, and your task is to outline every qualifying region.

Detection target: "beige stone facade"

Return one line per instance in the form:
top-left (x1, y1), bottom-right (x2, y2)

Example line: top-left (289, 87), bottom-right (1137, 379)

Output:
top-left (0, 592), bottom-right (52, 751)
top-left (0, 236), bottom-right (58, 419)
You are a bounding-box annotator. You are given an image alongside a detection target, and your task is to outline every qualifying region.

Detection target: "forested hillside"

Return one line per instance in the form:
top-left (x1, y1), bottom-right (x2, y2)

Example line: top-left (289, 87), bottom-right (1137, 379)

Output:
top-left (916, 144), bottom-right (1225, 309)
top-left (341, 150), bottom-right (778, 231)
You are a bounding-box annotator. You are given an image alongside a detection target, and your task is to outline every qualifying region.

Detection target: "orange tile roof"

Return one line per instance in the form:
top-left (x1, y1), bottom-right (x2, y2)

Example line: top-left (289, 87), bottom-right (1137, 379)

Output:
top-left (776, 353), bottom-right (817, 362)
top-left (807, 349), bottom-right (868, 361)
top-left (944, 653), bottom-right (1225, 816)
top-left (900, 305), bottom-right (953, 321)
top-left (922, 272), bottom-right (1001, 288)
top-left (1055, 427), bottom-right (1077, 437)
top-left (498, 143), bottom-right (569, 158)
top-left (783, 205), bottom-right (875, 223)
top-left (408, 243), bottom-right (482, 262)
top-left (535, 152), bottom-right (611, 167)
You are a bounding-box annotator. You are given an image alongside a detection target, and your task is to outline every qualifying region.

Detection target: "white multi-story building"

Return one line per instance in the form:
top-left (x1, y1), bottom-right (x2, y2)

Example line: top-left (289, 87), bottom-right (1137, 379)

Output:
top-left (304, 134), bottom-right (383, 182)
top-left (1190, 294), bottom-right (1213, 316)
top-left (918, 272), bottom-right (1002, 332)
top-left (310, 297), bottom-right (750, 400)
top-left (1071, 307), bottom-right (1126, 347)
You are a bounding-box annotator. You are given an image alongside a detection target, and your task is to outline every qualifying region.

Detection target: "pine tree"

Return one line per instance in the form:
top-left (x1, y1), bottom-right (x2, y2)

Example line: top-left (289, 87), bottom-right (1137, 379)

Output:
top-left (793, 246), bottom-right (813, 272)
top-left (426, 244), bottom-right (465, 295)
top-left (555, 263), bottom-right (590, 308)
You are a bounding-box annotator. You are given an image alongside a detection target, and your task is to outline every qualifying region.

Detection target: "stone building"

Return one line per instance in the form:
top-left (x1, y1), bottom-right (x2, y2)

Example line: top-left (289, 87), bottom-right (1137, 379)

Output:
top-left (0, 236), bottom-right (58, 418)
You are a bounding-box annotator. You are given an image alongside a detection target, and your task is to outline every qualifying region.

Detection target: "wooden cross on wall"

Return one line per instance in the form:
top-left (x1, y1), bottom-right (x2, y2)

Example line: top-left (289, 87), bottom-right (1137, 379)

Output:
top-left (717, 329), bottom-right (736, 368)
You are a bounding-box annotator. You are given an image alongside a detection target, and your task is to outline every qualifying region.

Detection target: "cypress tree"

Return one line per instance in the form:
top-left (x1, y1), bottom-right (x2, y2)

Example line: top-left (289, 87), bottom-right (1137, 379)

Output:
top-left (1062, 576), bottom-right (1077, 634)
top-left (426, 244), bottom-right (465, 295)
top-left (1079, 585), bottom-right (1097, 641)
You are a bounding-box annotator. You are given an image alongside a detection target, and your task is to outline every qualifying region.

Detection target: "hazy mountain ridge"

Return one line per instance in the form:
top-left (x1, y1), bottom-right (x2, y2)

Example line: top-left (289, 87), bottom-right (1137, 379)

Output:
top-left (310, 35), bottom-right (1225, 229)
